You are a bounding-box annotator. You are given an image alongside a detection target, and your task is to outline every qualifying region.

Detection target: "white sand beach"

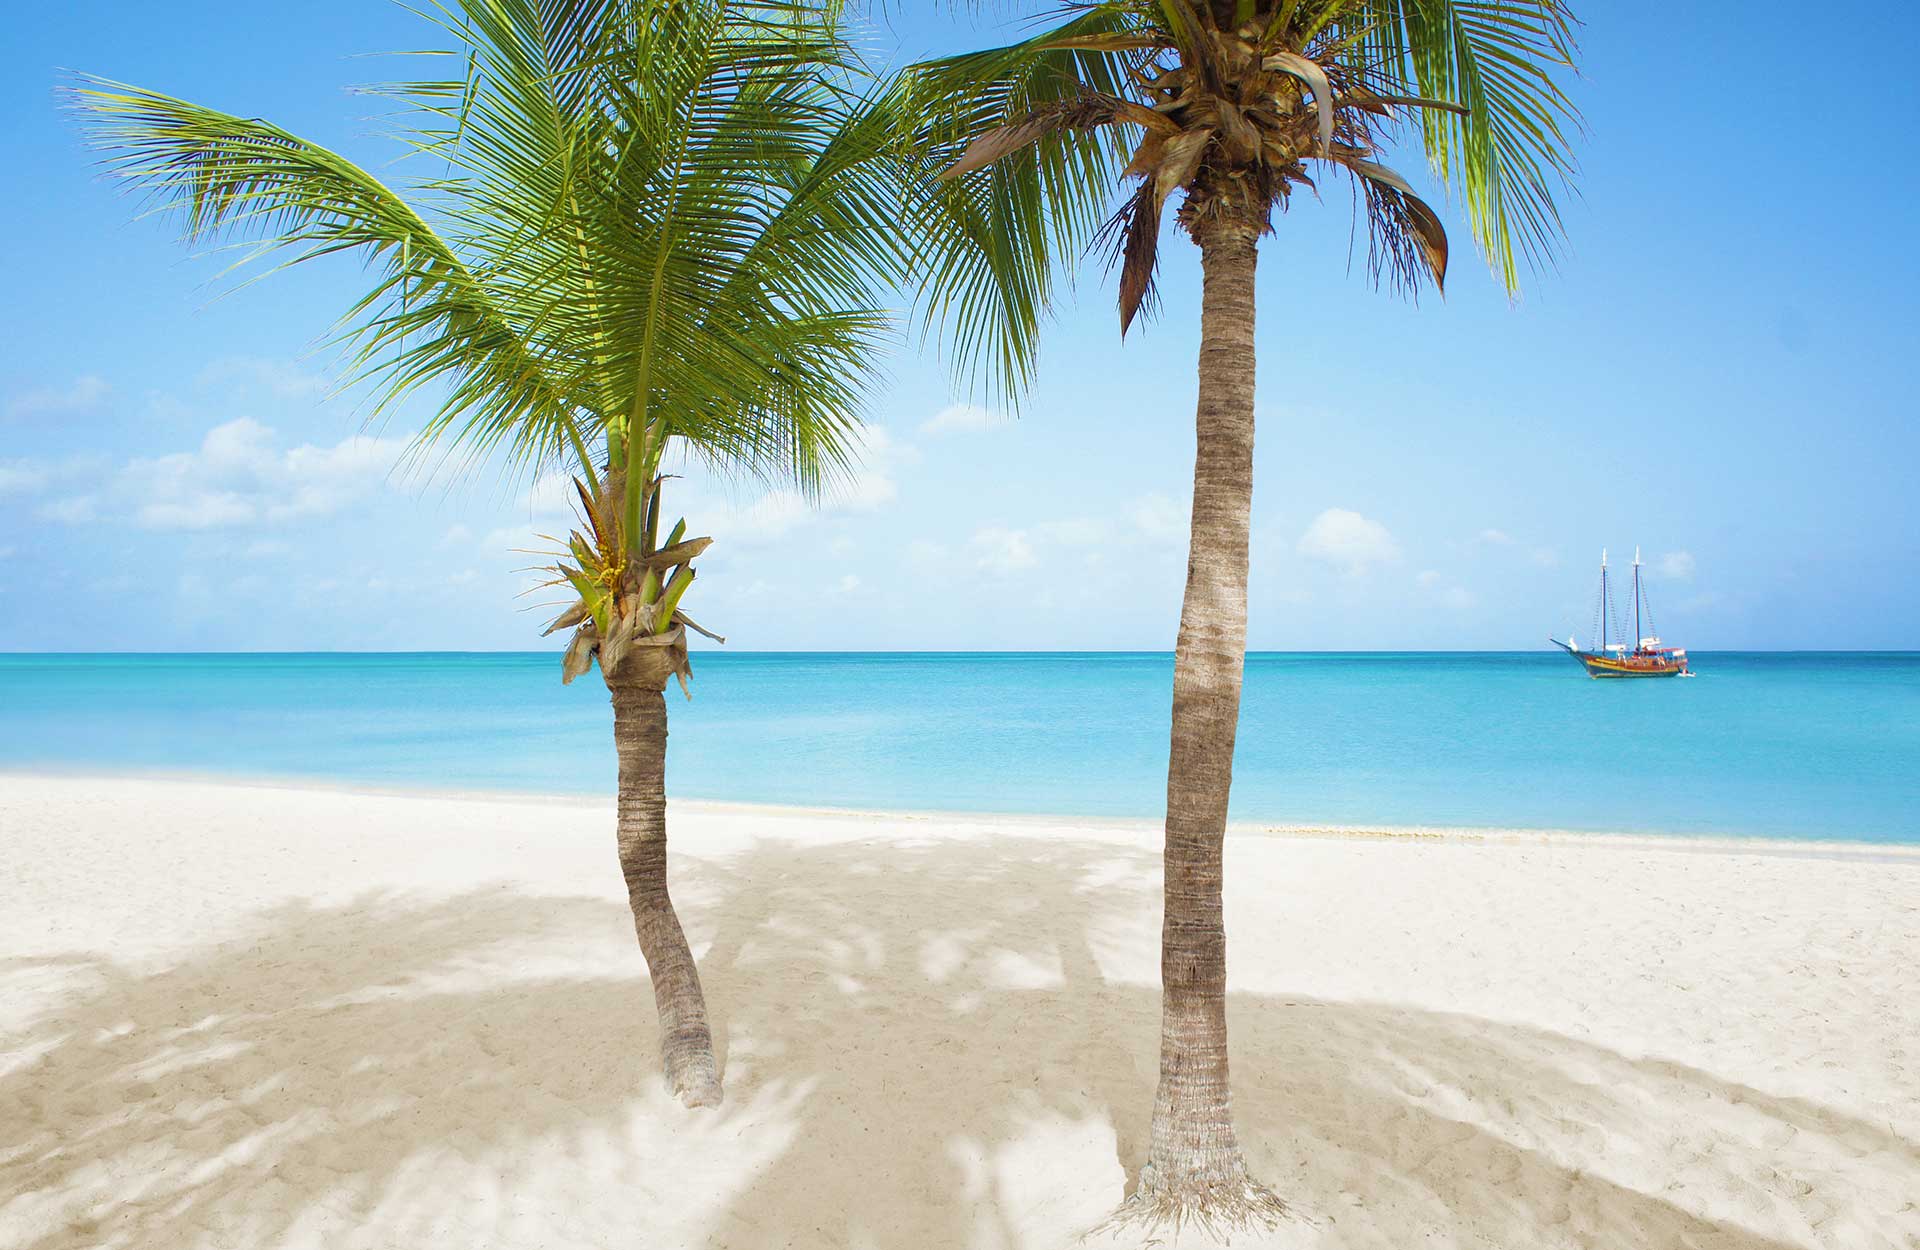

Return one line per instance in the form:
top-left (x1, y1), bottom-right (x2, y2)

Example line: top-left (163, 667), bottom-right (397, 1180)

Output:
top-left (3, 775), bottom-right (1917, 1249)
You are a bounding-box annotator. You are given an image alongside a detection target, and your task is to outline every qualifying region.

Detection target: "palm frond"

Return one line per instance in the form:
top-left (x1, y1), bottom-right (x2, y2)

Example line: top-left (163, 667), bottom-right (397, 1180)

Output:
top-left (75, 0), bottom-right (910, 681)
top-left (69, 76), bottom-right (598, 478)
top-left (1355, 0), bottom-right (1582, 291)
top-left (895, 4), bottom-right (1159, 403)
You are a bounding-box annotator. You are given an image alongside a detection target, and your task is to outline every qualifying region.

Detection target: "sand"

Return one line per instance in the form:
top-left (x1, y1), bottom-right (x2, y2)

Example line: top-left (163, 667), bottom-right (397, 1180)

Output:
top-left (2, 775), bottom-right (1917, 1249)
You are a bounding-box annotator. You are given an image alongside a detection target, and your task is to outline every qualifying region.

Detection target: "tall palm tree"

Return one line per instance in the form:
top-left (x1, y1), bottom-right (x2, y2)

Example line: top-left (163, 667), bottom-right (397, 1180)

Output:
top-left (903, 0), bottom-right (1580, 1227)
top-left (75, 0), bottom-right (905, 1108)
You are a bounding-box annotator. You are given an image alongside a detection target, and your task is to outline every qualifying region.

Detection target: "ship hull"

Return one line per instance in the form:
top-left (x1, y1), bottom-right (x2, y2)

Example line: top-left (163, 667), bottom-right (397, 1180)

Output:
top-left (1577, 655), bottom-right (1685, 678)
top-left (1551, 640), bottom-right (1687, 678)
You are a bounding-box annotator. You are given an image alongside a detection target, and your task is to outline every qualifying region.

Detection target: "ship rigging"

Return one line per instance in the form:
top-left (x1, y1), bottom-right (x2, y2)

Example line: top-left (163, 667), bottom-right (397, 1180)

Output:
top-left (1551, 548), bottom-right (1692, 678)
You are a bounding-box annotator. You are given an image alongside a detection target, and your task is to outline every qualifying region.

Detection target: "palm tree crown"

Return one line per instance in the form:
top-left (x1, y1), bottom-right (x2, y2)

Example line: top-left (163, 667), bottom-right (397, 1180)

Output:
top-left (75, 0), bottom-right (905, 686)
top-left (907, 0), bottom-right (1579, 372)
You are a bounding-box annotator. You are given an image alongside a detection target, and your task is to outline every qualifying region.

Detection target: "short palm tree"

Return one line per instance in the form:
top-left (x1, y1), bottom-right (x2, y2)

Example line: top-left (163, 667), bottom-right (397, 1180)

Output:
top-left (903, 0), bottom-right (1580, 1227)
top-left (75, 0), bottom-right (905, 1108)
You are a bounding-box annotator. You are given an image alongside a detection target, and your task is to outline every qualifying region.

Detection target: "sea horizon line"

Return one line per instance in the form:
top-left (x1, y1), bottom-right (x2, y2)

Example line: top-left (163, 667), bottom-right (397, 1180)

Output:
top-left (3, 648), bottom-right (1916, 658)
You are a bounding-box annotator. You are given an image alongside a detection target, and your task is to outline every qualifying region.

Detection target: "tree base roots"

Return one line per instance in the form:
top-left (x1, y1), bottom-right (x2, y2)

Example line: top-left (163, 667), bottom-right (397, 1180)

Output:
top-left (1090, 1173), bottom-right (1291, 1245)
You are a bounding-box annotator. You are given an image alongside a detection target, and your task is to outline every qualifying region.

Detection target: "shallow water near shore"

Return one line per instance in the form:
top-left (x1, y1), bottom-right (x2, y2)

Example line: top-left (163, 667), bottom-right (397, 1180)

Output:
top-left (1, 651), bottom-right (1914, 842)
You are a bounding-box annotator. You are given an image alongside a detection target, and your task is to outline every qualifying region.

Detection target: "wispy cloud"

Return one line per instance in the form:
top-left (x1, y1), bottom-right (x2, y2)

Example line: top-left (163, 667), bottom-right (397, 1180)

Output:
top-left (1472, 526), bottom-right (1557, 569)
top-left (36, 417), bottom-right (408, 531)
top-left (971, 525), bottom-right (1037, 573)
top-left (1415, 569), bottom-right (1476, 610)
top-left (919, 403), bottom-right (1000, 436)
top-left (1035, 517), bottom-right (1105, 546)
top-left (906, 539), bottom-right (949, 570)
top-left (6, 376), bottom-right (110, 420)
top-left (1657, 550), bottom-right (1697, 581)
top-left (0, 460), bottom-right (49, 495)
top-left (37, 496), bottom-right (99, 524)
top-left (1132, 492), bottom-right (1187, 542)
top-left (196, 356), bottom-right (327, 400)
top-left (1297, 508), bottom-right (1400, 576)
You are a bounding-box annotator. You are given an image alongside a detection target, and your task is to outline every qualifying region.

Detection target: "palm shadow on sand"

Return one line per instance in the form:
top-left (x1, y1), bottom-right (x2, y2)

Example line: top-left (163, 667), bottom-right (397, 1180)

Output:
top-left (4, 834), bottom-right (1909, 1249)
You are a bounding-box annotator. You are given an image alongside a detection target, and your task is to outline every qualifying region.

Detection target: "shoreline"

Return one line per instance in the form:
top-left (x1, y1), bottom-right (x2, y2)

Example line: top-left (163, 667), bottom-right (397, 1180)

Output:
top-left (6, 766), bottom-right (1918, 861)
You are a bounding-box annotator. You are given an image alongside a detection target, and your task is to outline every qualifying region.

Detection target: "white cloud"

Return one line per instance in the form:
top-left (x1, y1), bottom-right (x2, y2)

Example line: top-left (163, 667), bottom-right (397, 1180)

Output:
top-left (142, 419), bottom-right (403, 529)
top-left (35, 417), bottom-right (408, 531)
top-left (1658, 550), bottom-right (1696, 581)
top-left (1297, 508), bottom-right (1400, 576)
top-left (139, 494), bottom-right (256, 530)
top-left (439, 524), bottom-right (474, 547)
top-left (1036, 517), bottom-right (1106, 546)
top-left (919, 403), bottom-right (1000, 436)
top-left (1475, 528), bottom-right (1557, 567)
top-left (196, 356), bottom-right (327, 399)
top-left (1132, 492), bottom-right (1186, 541)
top-left (834, 573), bottom-right (862, 594)
top-left (481, 526), bottom-right (529, 555)
top-left (906, 539), bottom-right (950, 569)
top-left (38, 496), bottom-right (98, 524)
top-left (971, 525), bottom-right (1037, 573)
top-left (0, 460), bottom-right (48, 495)
top-left (6, 376), bottom-right (110, 420)
top-left (1415, 569), bottom-right (1475, 610)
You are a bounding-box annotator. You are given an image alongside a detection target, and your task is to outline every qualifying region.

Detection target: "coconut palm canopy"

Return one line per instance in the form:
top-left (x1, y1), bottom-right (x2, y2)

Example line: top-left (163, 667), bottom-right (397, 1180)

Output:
top-left (905, 0), bottom-right (1580, 388)
top-left (74, 0), bottom-right (906, 690)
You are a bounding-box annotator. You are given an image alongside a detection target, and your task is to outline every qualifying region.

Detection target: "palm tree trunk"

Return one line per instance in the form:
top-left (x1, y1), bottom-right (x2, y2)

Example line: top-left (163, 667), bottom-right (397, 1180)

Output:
top-left (609, 677), bottom-right (723, 1108)
top-left (1135, 215), bottom-right (1278, 1219)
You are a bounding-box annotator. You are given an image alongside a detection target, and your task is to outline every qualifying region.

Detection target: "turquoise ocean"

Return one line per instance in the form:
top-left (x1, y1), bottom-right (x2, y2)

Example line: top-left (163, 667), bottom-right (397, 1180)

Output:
top-left (1, 652), bottom-right (1914, 843)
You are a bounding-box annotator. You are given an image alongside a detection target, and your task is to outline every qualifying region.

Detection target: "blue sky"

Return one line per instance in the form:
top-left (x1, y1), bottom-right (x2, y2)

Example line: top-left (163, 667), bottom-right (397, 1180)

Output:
top-left (2, 2), bottom-right (1915, 652)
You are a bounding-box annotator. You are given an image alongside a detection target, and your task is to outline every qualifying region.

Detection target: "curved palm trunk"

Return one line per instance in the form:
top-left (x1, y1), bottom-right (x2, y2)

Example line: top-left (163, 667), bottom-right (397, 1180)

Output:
top-left (610, 677), bottom-right (723, 1108)
top-left (1135, 217), bottom-right (1281, 1221)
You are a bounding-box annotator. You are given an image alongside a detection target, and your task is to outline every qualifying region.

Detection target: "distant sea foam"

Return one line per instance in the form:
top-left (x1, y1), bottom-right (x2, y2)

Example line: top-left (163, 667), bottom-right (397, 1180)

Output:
top-left (1, 651), bottom-right (1914, 843)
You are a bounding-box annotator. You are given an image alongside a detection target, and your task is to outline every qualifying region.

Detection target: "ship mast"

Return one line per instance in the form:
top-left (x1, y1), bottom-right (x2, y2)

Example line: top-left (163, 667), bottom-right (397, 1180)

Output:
top-left (1600, 548), bottom-right (1608, 653)
top-left (1633, 546), bottom-right (1642, 649)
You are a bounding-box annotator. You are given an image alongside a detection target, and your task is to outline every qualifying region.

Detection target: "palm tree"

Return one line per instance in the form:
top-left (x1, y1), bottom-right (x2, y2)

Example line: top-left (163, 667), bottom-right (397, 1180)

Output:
top-left (74, 0), bottom-right (906, 1108)
top-left (902, 0), bottom-right (1580, 1227)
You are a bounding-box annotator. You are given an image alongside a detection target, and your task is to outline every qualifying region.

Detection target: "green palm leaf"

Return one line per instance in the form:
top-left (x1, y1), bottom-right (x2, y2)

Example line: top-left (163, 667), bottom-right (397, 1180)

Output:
top-left (73, 0), bottom-right (910, 679)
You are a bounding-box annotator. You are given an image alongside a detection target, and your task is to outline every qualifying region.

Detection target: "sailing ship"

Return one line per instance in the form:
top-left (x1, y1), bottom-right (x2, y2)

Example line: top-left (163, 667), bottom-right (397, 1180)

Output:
top-left (1551, 548), bottom-right (1692, 678)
